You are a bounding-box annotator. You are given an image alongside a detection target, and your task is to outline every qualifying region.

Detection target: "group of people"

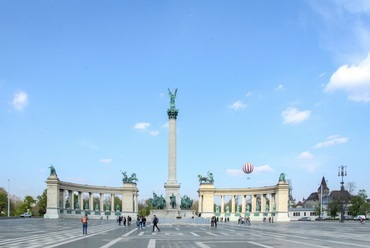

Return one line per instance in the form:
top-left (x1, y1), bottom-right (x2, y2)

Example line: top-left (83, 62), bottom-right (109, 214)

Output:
top-left (237, 216), bottom-right (251, 225)
top-left (81, 214), bottom-right (161, 234)
top-left (116, 215), bottom-right (132, 226)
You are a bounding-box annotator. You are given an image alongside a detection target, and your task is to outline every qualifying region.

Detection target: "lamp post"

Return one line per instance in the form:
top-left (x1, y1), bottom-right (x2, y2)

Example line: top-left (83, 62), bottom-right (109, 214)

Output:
top-left (7, 179), bottom-right (10, 217)
top-left (320, 184), bottom-right (323, 218)
top-left (338, 165), bottom-right (347, 222)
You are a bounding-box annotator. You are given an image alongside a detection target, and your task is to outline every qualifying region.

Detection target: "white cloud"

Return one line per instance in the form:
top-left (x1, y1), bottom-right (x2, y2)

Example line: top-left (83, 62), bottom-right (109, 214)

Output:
top-left (225, 169), bottom-right (243, 177)
top-left (133, 122), bottom-right (151, 130)
top-left (297, 151), bottom-right (313, 159)
top-left (12, 91), bottom-right (28, 111)
top-left (99, 158), bottom-right (112, 164)
top-left (282, 107), bottom-right (311, 124)
top-left (325, 52), bottom-right (370, 102)
top-left (274, 84), bottom-right (285, 91)
top-left (230, 100), bottom-right (247, 110)
top-left (150, 130), bottom-right (159, 136)
top-left (246, 91), bottom-right (253, 97)
top-left (314, 135), bottom-right (349, 148)
top-left (254, 165), bottom-right (273, 173)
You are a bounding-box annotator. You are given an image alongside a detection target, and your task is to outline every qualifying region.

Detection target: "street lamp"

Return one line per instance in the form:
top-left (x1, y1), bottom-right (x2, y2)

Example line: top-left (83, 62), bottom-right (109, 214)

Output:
top-left (8, 179), bottom-right (10, 217)
top-left (338, 165), bottom-right (347, 222)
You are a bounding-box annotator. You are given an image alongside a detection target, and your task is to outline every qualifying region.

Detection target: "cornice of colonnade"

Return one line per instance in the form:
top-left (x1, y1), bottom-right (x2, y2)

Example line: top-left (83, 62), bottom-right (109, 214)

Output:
top-left (199, 183), bottom-right (288, 195)
top-left (50, 178), bottom-right (138, 194)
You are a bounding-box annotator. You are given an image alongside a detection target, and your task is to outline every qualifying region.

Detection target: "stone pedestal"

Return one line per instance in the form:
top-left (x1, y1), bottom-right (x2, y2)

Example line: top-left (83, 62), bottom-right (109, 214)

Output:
top-left (44, 175), bottom-right (60, 219)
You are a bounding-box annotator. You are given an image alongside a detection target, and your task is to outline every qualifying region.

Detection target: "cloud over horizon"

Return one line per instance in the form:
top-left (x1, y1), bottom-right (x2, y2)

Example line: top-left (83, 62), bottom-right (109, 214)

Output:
top-left (325, 52), bottom-right (370, 102)
top-left (314, 135), bottom-right (349, 148)
top-left (282, 107), bottom-right (311, 124)
top-left (12, 91), bottom-right (28, 111)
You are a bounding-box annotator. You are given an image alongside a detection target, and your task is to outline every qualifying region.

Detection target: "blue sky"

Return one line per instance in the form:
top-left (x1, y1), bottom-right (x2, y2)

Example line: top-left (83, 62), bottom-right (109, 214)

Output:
top-left (1, 0), bottom-right (370, 203)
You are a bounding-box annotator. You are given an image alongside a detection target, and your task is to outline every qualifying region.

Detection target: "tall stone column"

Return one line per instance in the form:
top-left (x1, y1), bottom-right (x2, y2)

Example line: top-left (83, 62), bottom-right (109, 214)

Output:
top-left (164, 88), bottom-right (181, 210)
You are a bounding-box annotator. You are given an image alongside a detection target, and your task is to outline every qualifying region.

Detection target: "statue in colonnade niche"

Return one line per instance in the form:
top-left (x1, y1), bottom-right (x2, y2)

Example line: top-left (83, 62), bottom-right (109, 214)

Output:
top-left (215, 205), bottom-right (220, 213)
top-left (84, 203), bottom-right (89, 210)
top-left (265, 204), bottom-right (269, 212)
top-left (95, 204), bottom-right (99, 211)
top-left (226, 205), bottom-right (230, 213)
top-left (116, 204), bottom-right (120, 211)
top-left (246, 204), bottom-right (250, 212)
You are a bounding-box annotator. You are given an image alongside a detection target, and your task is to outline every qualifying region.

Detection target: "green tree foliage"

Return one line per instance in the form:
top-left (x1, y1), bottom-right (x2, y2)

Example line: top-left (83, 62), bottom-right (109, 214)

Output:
top-left (138, 199), bottom-right (151, 217)
top-left (350, 190), bottom-right (370, 216)
top-left (358, 189), bottom-right (367, 200)
top-left (35, 189), bottom-right (47, 216)
top-left (0, 187), bottom-right (8, 216)
top-left (327, 200), bottom-right (340, 219)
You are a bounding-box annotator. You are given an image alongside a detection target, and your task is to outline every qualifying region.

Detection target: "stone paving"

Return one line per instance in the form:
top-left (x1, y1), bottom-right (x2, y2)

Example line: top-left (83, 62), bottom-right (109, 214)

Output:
top-left (0, 218), bottom-right (370, 248)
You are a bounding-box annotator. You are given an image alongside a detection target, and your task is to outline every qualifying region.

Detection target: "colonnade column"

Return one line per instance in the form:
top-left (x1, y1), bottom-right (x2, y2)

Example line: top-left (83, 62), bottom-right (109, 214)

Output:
top-left (111, 194), bottom-right (115, 212)
top-left (69, 190), bottom-right (74, 209)
top-left (270, 193), bottom-right (275, 212)
top-left (100, 193), bottom-right (104, 211)
top-left (89, 193), bottom-right (93, 210)
top-left (134, 194), bottom-right (138, 213)
top-left (198, 195), bottom-right (203, 212)
top-left (221, 195), bottom-right (224, 213)
top-left (231, 195), bottom-right (236, 213)
top-left (252, 195), bottom-right (256, 212)
top-left (242, 195), bottom-right (246, 214)
top-left (79, 192), bottom-right (83, 209)
top-left (261, 194), bottom-right (266, 213)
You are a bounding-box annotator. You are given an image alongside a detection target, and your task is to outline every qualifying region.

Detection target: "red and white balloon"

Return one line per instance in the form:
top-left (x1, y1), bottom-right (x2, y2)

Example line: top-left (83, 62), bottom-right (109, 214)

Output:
top-left (242, 163), bottom-right (254, 174)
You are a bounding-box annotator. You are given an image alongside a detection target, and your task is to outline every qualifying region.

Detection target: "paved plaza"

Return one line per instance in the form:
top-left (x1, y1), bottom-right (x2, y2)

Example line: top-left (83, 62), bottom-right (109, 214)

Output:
top-left (0, 218), bottom-right (370, 248)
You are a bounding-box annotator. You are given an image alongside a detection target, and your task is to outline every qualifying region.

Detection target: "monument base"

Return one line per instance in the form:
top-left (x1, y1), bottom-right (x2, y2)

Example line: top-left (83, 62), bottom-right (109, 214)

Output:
top-left (44, 208), bottom-right (60, 219)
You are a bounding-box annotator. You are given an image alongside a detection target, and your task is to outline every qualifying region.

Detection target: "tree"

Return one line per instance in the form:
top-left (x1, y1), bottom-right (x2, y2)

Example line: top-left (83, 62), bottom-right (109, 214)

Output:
top-left (0, 187), bottom-right (8, 216)
top-left (346, 182), bottom-right (357, 195)
top-left (138, 199), bottom-right (151, 217)
top-left (327, 200), bottom-right (340, 219)
top-left (349, 195), bottom-right (365, 216)
top-left (358, 189), bottom-right (367, 200)
top-left (35, 189), bottom-right (47, 216)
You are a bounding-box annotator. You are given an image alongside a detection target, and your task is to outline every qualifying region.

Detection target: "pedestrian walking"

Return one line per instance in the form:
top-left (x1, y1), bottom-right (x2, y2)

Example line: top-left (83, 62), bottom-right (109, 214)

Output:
top-left (81, 214), bottom-right (88, 235)
top-left (123, 216), bottom-right (127, 226)
top-left (142, 216), bottom-right (147, 228)
top-left (152, 215), bottom-right (160, 232)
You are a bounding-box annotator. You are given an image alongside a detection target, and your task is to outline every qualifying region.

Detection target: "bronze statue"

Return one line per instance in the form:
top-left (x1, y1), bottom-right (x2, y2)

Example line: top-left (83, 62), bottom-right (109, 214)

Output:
top-left (121, 171), bottom-right (128, 182)
top-left (168, 88), bottom-right (177, 109)
top-left (279, 173), bottom-right (286, 182)
top-left (150, 192), bottom-right (166, 209)
top-left (180, 195), bottom-right (193, 210)
top-left (49, 164), bottom-right (57, 176)
top-left (170, 194), bottom-right (176, 209)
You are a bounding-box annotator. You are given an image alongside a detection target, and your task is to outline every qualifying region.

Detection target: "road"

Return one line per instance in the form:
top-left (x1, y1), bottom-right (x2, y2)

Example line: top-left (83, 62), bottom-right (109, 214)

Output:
top-left (0, 218), bottom-right (369, 248)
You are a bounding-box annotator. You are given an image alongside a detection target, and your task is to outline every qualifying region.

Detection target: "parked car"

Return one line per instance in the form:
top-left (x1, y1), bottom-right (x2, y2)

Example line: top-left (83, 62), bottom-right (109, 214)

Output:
top-left (354, 215), bottom-right (366, 221)
top-left (20, 212), bottom-right (32, 217)
top-left (298, 217), bottom-right (311, 221)
top-left (343, 216), bottom-right (352, 220)
top-left (315, 217), bottom-right (325, 221)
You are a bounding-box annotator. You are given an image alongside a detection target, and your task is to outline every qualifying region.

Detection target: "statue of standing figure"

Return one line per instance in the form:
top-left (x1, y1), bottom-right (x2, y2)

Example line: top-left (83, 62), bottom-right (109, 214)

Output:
top-left (170, 194), bottom-right (176, 209)
top-left (168, 88), bottom-right (178, 109)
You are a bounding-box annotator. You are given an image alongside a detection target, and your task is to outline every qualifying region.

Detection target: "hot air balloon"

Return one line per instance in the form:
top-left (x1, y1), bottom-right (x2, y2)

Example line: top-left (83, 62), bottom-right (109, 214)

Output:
top-left (242, 162), bottom-right (254, 174)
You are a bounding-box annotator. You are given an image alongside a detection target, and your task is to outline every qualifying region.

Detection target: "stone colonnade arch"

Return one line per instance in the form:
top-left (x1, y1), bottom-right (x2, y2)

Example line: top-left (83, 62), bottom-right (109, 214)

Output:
top-left (198, 180), bottom-right (290, 222)
top-left (44, 174), bottom-right (139, 219)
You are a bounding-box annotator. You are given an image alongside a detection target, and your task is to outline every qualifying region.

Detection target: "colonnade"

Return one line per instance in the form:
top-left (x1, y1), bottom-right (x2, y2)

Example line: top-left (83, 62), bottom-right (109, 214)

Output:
top-left (44, 174), bottom-right (139, 219)
top-left (198, 181), bottom-right (290, 222)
